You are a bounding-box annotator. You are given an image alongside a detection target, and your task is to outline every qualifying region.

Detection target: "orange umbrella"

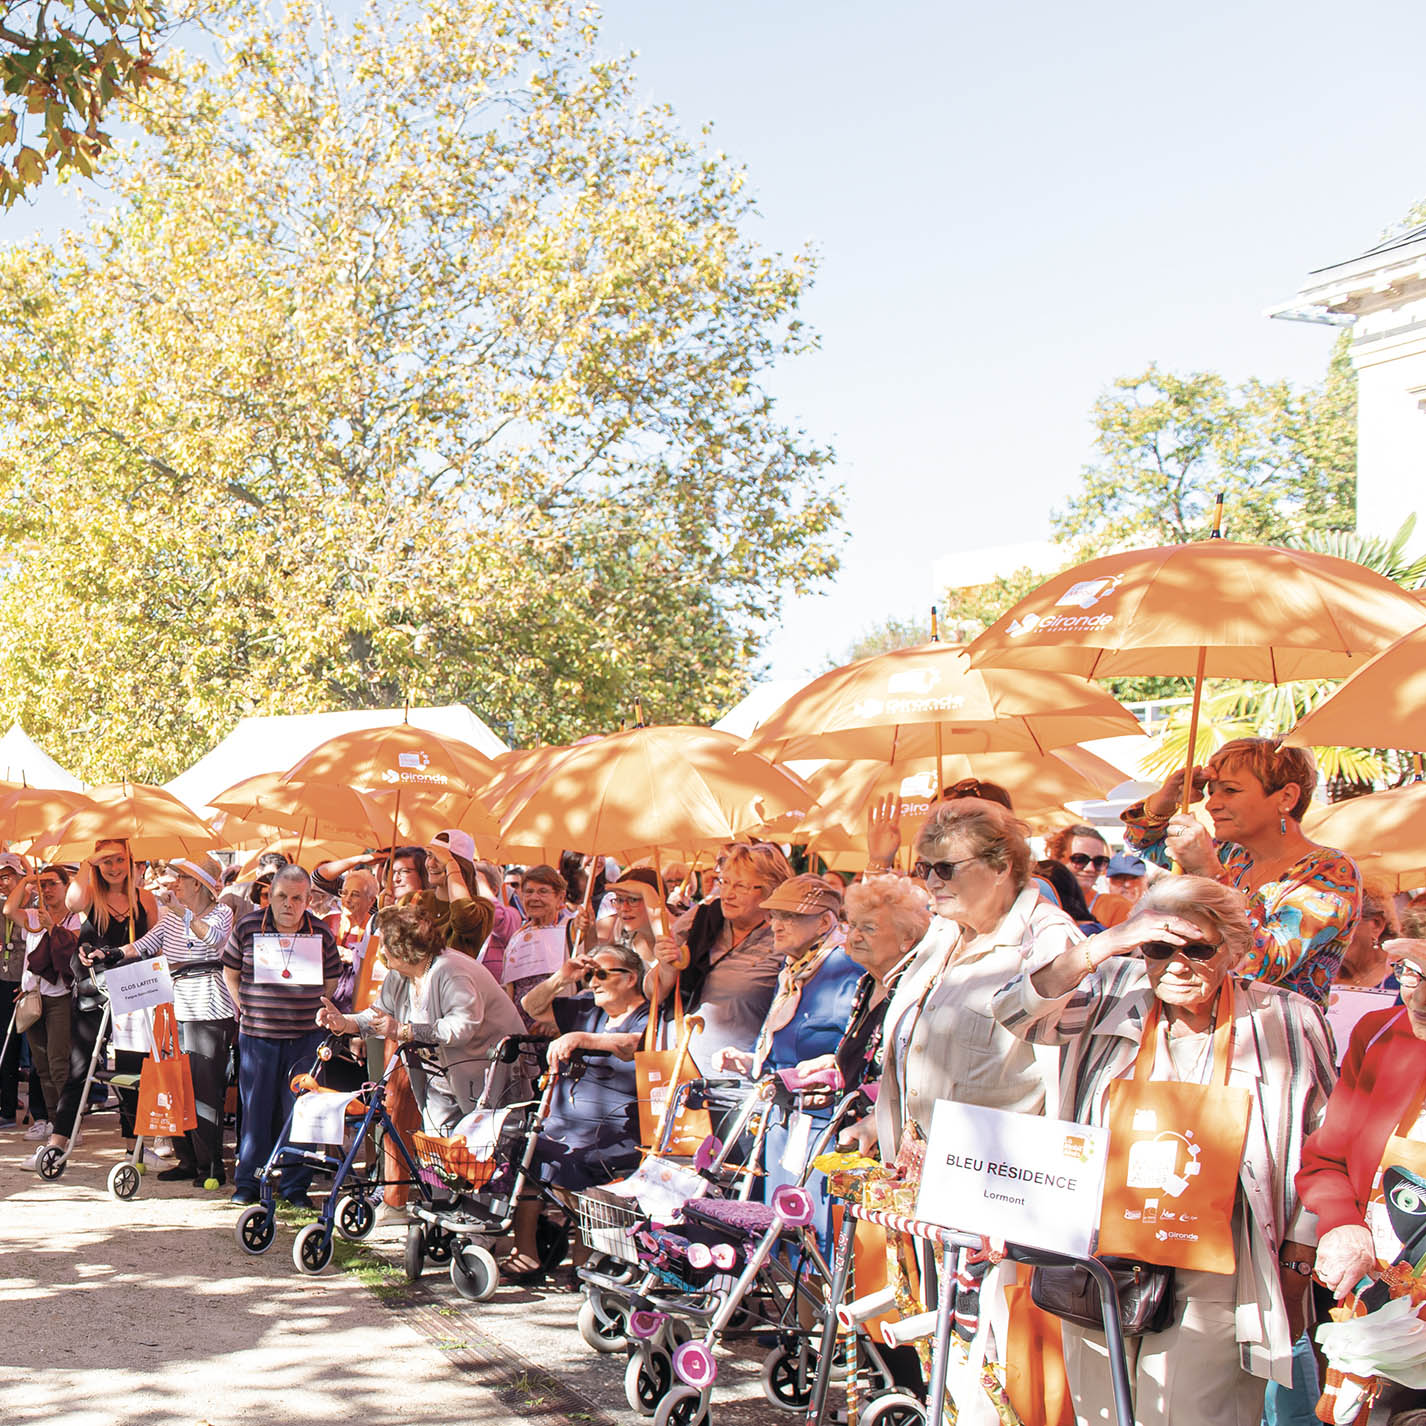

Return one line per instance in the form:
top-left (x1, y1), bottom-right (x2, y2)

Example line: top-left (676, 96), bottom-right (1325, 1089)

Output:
top-left (34, 782), bottom-right (220, 861)
top-left (209, 772), bottom-right (402, 843)
top-left (0, 785), bottom-right (93, 850)
top-left (1284, 619), bottom-right (1426, 753)
top-left (966, 537), bottom-right (1426, 809)
top-left (1302, 784), bottom-right (1426, 892)
top-left (483, 745), bottom-right (573, 819)
top-left (278, 724), bottom-right (500, 845)
top-left (497, 725), bottom-right (813, 863)
top-left (791, 746), bottom-right (1130, 862)
top-left (741, 643), bottom-right (1141, 778)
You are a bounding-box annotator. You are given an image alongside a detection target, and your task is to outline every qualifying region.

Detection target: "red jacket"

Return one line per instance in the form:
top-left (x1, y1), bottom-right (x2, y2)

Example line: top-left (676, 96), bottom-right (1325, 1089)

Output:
top-left (1296, 1006), bottom-right (1426, 1235)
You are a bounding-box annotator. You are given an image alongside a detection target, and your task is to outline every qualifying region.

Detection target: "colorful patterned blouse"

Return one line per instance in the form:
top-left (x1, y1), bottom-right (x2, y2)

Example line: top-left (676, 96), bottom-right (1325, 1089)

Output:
top-left (1122, 802), bottom-right (1362, 1008)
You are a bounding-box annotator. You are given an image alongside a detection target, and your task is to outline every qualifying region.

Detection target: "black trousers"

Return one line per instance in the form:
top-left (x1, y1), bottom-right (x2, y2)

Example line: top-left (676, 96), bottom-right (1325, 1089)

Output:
top-left (175, 1017), bottom-right (235, 1175)
top-left (53, 1004), bottom-right (140, 1140)
top-left (0, 979), bottom-right (22, 1118)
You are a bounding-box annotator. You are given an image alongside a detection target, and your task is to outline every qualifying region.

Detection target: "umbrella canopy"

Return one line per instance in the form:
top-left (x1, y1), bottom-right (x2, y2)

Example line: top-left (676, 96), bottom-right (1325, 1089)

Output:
top-left (792, 746), bottom-right (1131, 861)
top-left (483, 746), bottom-right (573, 819)
top-left (964, 541), bottom-right (1426, 682)
top-left (279, 724), bottom-right (499, 842)
top-left (34, 782), bottom-right (220, 862)
top-left (1303, 784), bottom-right (1426, 892)
top-left (209, 773), bottom-right (408, 844)
top-left (1284, 619), bottom-right (1426, 753)
top-left (497, 725), bottom-right (814, 862)
top-left (0, 785), bottom-right (94, 850)
top-left (741, 643), bottom-right (1143, 763)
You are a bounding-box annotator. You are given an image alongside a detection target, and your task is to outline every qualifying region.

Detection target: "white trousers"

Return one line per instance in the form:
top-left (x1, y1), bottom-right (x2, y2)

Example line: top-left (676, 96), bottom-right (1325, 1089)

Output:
top-left (1060, 1268), bottom-right (1267, 1426)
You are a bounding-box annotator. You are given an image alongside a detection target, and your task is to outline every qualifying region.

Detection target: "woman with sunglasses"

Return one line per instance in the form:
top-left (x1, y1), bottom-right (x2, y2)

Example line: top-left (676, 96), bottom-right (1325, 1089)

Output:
top-left (1123, 737), bottom-right (1361, 1009)
top-left (1046, 822), bottom-right (1113, 904)
top-left (992, 875), bottom-right (1335, 1426)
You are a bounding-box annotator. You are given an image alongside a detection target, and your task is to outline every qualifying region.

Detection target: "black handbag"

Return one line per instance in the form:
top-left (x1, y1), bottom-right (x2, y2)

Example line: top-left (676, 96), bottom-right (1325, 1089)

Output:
top-left (1030, 1256), bottom-right (1176, 1337)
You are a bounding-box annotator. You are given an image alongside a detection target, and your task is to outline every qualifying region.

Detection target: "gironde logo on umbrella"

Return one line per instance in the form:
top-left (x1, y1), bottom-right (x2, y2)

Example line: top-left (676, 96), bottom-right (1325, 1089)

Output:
top-left (380, 749), bottom-right (449, 786)
top-left (850, 668), bottom-right (968, 719)
top-left (1008, 574), bottom-right (1125, 638)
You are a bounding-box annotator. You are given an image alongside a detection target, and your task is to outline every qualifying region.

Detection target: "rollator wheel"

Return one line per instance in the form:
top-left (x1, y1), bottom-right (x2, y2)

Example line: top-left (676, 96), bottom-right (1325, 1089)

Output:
top-left (449, 1243), bottom-right (499, 1302)
top-left (292, 1221), bottom-right (335, 1274)
top-left (577, 1294), bottom-right (627, 1353)
top-left (335, 1192), bottom-right (376, 1242)
top-left (236, 1205), bottom-right (277, 1255)
top-left (653, 1385), bottom-right (710, 1426)
top-left (403, 1223), bottom-right (426, 1281)
top-left (426, 1229), bottom-right (453, 1264)
top-left (535, 1214), bottom-right (569, 1272)
top-left (860, 1393), bottom-right (927, 1426)
top-left (760, 1344), bottom-right (811, 1411)
top-left (625, 1346), bottom-right (672, 1416)
top-left (108, 1163), bottom-right (141, 1202)
top-left (37, 1146), bottom-right (65, 1181)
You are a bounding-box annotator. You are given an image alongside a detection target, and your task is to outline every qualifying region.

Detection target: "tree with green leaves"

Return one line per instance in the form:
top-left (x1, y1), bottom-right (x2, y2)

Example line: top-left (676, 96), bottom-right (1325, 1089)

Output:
top-left (0, 0), bottom-right (840, 782)
top-left (0, 0), bottom-right (167, 203)
top-left (1053, 350), bottom-right (1356, 556)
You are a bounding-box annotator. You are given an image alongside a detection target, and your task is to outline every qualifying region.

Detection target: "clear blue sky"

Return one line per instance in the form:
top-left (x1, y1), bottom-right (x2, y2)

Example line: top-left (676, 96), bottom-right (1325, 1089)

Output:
top-left (9, 1), bottom-right (1424, 696)
top-left (593, 0), bottom-right (1426, 684)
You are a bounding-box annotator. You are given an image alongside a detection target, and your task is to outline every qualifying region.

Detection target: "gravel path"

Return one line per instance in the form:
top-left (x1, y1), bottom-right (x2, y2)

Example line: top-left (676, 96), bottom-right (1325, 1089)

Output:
top-left (0, 1114), bottom-right (778, 1426)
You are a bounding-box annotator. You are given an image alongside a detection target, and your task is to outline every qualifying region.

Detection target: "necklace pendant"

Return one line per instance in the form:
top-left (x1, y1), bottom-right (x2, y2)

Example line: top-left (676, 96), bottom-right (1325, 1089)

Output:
top-left (281, 968), bottom-right (292, 979)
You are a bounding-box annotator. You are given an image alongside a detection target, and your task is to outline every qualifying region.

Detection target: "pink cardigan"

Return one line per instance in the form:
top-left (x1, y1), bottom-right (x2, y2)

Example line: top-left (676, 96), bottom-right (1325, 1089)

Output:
top-left (1296, 1005), bottom-right (1426, 1235)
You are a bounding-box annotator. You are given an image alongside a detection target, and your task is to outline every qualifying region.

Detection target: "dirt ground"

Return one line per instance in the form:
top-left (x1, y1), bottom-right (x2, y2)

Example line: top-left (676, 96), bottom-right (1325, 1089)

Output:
top-left (0, 1113), bottom-right (774, 1426)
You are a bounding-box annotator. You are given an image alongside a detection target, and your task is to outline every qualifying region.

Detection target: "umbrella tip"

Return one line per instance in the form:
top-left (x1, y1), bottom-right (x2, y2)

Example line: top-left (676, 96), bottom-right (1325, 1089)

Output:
top-left (930, 605), bottom-right (940, 643)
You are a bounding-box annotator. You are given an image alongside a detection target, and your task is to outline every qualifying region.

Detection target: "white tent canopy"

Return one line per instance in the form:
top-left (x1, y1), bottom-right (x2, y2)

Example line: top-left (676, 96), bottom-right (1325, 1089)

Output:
top-left (0, 724), bottom-right (86, 791)
top-left (165, 705), bottom-right (509, 814)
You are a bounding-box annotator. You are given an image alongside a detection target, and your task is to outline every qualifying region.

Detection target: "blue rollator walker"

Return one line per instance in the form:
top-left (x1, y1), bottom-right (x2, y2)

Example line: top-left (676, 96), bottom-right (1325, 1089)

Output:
top-left (232, 1034), bottom-right (434, 1274)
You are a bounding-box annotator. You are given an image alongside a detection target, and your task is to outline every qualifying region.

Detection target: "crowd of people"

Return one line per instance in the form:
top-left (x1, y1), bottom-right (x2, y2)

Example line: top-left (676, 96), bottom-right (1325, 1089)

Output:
top-left (4, 734), bottom-right (1426, 1426)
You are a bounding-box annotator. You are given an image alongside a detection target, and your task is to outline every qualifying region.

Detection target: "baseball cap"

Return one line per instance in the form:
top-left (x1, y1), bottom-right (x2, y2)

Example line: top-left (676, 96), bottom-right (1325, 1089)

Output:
top-left (761, 873), bottom-right (842, 917)
top-left (0, 853), bottom-right (26, 876)
top-left (433, 828), bottom-right (476, 863)
top-left (1106, 852), bottom-right (1147, 879)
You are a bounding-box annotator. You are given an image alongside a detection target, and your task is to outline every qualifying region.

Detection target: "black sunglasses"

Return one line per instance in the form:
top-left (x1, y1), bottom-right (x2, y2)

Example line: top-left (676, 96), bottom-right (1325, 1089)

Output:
top-left (1142, 940), bottom-right (1220, 962)
top-left (912, 855), bottom-right (982, 883)
top-left (589, 967), bottom-right (632, 982)
top-left (1066, 853), bottom-right (1110, 872)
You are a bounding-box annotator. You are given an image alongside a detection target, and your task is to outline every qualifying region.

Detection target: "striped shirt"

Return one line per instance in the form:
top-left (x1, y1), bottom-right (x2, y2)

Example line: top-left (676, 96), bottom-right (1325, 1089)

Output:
top-left (132, 904), bottom-right (236, 1022)
top-left (223, 909), bottom-right (341, 1039)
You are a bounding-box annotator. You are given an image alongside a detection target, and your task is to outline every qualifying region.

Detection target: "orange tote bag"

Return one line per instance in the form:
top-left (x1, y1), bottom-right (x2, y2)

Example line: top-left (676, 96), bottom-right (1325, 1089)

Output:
top-left (135, 1003), bottom-right (199, 1138)
top-left (1095, 981), bottom-right (1250, 1273)
top-left (635, 990), bottom-right (713, 1155)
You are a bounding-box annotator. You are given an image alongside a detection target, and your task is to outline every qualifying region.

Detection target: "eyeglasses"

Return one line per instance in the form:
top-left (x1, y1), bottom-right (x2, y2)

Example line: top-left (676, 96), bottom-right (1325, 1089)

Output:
top-left (721, 881), bottom-right (768, 896)
top-left (610, 893), bottom-right (647, 909)
top-left (1141, 940), bottom-right (1221, 962)
top-left (1397, 965), bottom-right (1425, 992)
top-left (37, 879), bottom-right (63, 890)
top-left (912, 856), bottom-right (983, 883)
top-left (1066, 853), bottom-right (1110, 872)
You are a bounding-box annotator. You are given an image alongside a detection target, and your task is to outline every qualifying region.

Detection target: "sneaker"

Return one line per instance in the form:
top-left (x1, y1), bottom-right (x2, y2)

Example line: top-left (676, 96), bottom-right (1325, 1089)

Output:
top-left (19, 1147), bottom-right (47, 1171)
top-left (230, 1189), bottom-right (259, 1206)
top-left (0, 1116), bottom-right (17, 1130)
top-left (373, 1201), bottom-right (409, 1228)
top-left (24, 1120), bottom-right (51, 1141)
top-left (149, 1138), bottom-right (176, 1160)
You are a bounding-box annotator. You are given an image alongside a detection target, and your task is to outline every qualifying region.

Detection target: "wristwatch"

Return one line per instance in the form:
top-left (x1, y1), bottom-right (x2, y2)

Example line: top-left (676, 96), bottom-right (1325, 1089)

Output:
top-left (398, 1022), bottom-right (412, 1045)
top-left (1279, 1254), bottom-right (1314, 1277)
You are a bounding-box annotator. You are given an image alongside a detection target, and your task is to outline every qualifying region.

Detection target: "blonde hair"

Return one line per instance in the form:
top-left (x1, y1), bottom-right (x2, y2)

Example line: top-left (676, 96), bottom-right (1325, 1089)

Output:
top-left (915, 800), bottom-right (1033, 892)
top-left (843, 876), bottom-right (932, 949)
top-left (90, 839), bottom-right (138, 937)
top-left (1207, 738), bottom-right (1316, 823)
top-left (722, 843), bottom-right (793, 892)
top-left (1131, 875), bottom-right (1254, 966)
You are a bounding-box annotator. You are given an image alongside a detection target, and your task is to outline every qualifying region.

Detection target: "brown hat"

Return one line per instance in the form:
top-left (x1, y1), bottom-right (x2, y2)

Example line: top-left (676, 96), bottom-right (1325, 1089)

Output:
top-left (608, 867), bottom-right (665, 908)
top-left (761, 873), bottom-right (842, 917)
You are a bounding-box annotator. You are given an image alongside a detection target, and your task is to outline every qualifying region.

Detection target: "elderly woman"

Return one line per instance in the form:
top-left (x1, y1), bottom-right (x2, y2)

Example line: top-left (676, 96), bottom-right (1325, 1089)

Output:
top-left (1331, 879), bottom-right (1398, 989)
top-left (118, 854), bottom-right (236, 1189)
top-left (1124, 737), bottom-right (1362, 1008)
top-left (1296, 937), bottom-right (1426, 1418)
top-left (510, 941), bottom-right (651, 1278)
top-left (992, 875), bottom-right (1335, 1426)
top-left (318, 905), bottom-right (524, 1134)
top-left (648, 841), bottom-right (795, 1073)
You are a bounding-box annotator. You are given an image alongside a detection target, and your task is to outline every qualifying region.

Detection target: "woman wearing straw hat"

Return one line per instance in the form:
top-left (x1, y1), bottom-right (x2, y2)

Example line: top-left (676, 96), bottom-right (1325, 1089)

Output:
top-left (117, 853), bottom-right (236, 1189)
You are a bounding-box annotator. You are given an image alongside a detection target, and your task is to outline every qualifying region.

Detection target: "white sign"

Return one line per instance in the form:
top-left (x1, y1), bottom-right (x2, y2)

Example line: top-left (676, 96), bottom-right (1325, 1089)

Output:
top-left (290, 1088), bottom-right (364, 1146)
top-left (253, 934), bottom-right (325, 986)
top-left (1326, 986), bottom-right (1399, 1066)
top-left (102, 956), bottom-right (175, 1015)
top-left (500, 923), bottom-right (567, 985)
top-left (915, 1099), bottom-right (1110, 1258)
